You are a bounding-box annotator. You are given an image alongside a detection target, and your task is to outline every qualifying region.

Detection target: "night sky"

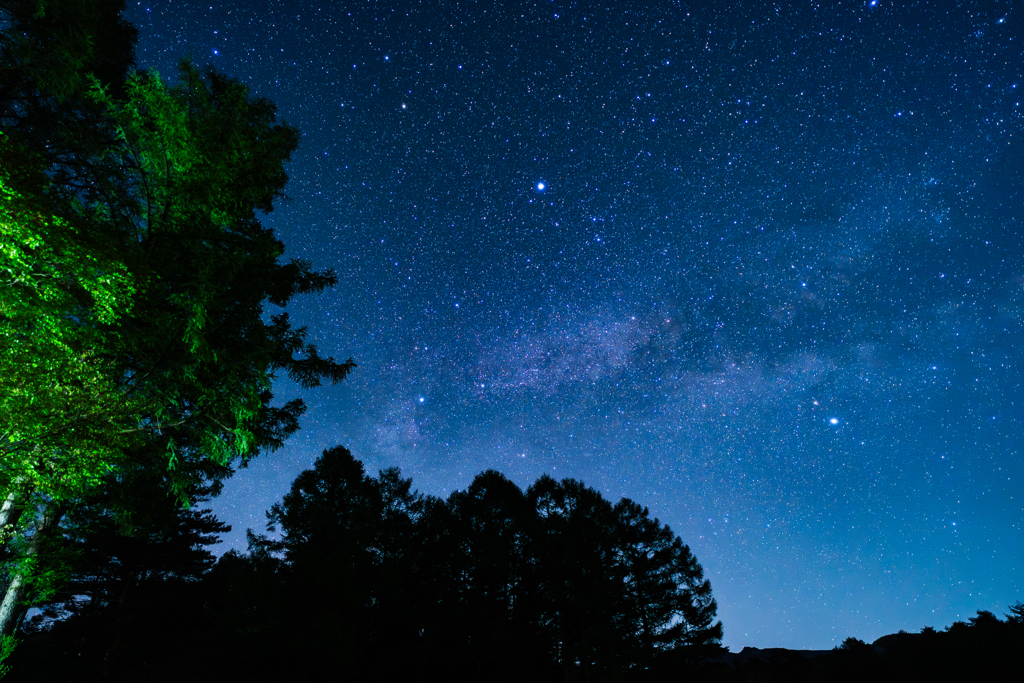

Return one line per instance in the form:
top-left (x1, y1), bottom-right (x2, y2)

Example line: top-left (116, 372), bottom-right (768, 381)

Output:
top-left (125, 0), bottom-right (1022, 650)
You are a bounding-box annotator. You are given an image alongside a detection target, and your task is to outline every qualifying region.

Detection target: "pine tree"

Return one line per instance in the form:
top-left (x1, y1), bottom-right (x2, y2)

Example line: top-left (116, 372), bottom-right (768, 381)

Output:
top-left (2, 5), bottom-right (354, 644)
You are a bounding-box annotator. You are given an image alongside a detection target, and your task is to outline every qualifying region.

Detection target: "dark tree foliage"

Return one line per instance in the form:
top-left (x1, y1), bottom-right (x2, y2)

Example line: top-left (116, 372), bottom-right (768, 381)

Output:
top-left (209, 448), bottom-right (723, 682)
top-left (528, 475), bottom-right (723, 680)
top-left (5, 486), bottom-right (231, 681)
top-left (204, 447), bottom-right (428, 680)
top-left (1007, 601), bottom-right (1024, 624)
top-left (613, 497), bottom-right (722, 657)
top-left (529, 474), bottom-right (628, 679)
top-left (433, 470), bottom-right (547, 679)
top-left (13, 446), bottom-right (1024, 683)
top-left (688, 608), bottom-right (1024, 683)
top-left (0, 0), bottom-right (137, 174)
top-left (247, 446), bottom-right (382, 674)
top-left (12, 447), bottom-right (720, 680)
top-left (26, 474), bottom-right (231, 628)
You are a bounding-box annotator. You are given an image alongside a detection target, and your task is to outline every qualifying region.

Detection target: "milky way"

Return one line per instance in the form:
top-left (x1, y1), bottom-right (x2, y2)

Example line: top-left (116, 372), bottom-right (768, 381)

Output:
top-left (127, 0), bottom-right (1023, 649)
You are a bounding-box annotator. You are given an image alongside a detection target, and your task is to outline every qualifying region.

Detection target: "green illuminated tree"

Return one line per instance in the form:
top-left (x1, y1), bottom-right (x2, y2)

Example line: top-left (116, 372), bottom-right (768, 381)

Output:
top-left (0, 139), bottom-right (143, 644)
top-left (1, 6), bottom-right (354, 645)
top-left (0, 137), bottom-right (140, 507)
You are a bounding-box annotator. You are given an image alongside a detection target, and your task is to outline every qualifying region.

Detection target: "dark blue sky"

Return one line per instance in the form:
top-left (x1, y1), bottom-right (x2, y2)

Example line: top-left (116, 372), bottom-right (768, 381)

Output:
top-left (127, 0), bottom-right (1022, 650)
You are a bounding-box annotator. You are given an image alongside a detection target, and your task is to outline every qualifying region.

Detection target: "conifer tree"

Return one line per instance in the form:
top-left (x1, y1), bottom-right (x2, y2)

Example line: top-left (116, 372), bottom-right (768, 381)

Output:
top-left (1, 2), bottom-right (353, 645)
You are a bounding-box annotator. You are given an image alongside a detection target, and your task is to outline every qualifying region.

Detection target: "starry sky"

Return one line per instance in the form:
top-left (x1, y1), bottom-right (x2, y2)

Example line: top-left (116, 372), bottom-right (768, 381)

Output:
top-left (125, 0), bottom-right (1022, 650)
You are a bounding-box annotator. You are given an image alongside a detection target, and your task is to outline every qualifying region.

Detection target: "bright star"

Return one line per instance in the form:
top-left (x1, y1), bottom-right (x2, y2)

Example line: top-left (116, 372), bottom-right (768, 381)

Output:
top-left (537, 182), bottom-right (545, 191)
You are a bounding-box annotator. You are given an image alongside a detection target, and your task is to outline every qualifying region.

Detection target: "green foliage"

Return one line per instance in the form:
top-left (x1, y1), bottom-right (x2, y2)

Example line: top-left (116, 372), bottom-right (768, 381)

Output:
top-left (0, 136), bottom-right (141, 500)
top-left (0, 633), bottom-right (15, 678)
top-left (3, 530), bottom-right (77, 608)
top-left (2, 56), bottom-right (354, 505)
top-left (86, 63), bottom-right (352, 505)
top-left (1, 0), bottom-right (353, 652)
top-left (3, 0), bottom-right (353, 507)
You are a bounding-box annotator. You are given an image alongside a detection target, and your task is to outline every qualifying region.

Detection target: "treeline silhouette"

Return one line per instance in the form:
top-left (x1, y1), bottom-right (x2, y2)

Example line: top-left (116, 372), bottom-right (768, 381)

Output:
top-left (701, 606), bottom-right (1024, 683)
top-left (8, 446), bottom-right (1024, 682)
top-left (8, 446), bottom-right (724, 682)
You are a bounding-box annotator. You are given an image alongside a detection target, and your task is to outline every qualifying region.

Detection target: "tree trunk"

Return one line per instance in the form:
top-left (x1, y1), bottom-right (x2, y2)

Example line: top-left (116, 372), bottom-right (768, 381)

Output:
top-left (0, 571), bottom-right (26, 640)
top-left (0, 502), bottom-right (64, 639)
top-left (0, 487), bottom-right (25, 538)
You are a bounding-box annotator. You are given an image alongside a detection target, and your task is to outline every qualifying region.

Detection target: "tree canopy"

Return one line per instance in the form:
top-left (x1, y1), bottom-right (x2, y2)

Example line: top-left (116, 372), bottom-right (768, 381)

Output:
top-left (0, 0), bottom-right (353, 646)
top-left (230, 446), bottom-right (723, 681)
